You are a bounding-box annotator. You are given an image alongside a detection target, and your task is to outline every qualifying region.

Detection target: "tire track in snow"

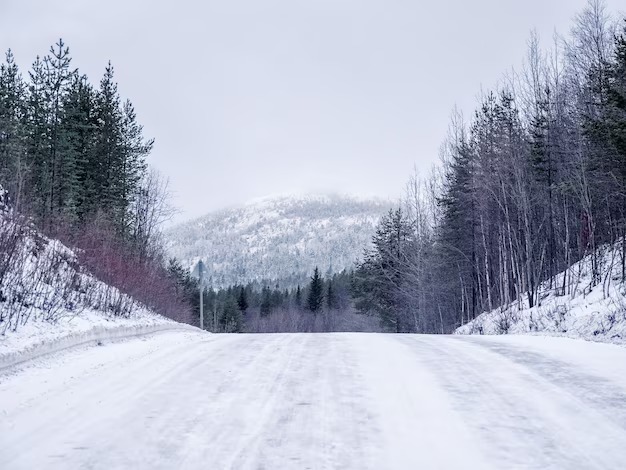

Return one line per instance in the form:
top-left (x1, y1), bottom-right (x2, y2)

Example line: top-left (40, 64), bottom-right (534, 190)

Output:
top-left (396, 335), bottom-right (626, 469)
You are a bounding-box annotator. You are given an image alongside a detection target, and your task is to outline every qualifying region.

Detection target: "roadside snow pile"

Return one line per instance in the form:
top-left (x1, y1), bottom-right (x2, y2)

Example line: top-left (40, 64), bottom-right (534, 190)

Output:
top-left (0, 206), bottom-right (183, 360)
top-left (456, 245), bottom-right (626, 344)
top-left (0, 309), bottom-right (187, 371)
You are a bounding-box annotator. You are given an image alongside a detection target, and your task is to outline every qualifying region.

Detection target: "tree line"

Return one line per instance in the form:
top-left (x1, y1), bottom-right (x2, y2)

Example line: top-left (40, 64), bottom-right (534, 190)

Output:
top-left (168, 261), bottom-right (381, 333)
top-left (353, 1), bottom-right (626, 333)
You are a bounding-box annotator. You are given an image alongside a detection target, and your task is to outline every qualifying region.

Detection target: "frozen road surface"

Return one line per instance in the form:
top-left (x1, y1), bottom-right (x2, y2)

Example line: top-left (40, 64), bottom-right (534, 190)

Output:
top-left (2, 332), bottom-right (626, 469)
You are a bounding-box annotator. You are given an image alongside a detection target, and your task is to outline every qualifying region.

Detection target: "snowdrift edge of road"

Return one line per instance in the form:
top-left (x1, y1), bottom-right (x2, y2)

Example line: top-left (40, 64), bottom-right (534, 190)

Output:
top-left (0, 322), bottom-right (201, 373)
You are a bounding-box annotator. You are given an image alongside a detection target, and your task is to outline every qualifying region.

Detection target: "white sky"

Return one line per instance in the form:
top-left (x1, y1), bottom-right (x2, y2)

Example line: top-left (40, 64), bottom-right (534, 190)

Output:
top-left (1, 0), bottom-right (624, 223)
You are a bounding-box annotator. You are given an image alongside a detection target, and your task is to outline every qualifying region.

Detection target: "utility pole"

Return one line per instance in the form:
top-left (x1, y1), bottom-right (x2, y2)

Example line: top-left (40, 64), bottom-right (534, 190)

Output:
top-left (213, 298), bottom-right (218, 332)
top-left (198, 260), bottom-right (205, 330)
top-left (200, 284), bottom-right (204, 330)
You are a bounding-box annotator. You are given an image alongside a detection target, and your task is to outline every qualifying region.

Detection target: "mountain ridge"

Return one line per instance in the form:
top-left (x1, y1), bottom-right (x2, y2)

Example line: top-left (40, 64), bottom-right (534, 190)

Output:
top-left (164, 193), bottom-right (392, 288)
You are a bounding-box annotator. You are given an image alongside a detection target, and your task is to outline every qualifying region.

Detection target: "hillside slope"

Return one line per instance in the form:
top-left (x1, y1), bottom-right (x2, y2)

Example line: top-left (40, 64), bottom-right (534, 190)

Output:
top-left (165, 194), bottom-right (391, 288)
top-left (456, 245), bottom-right (626, 344)
top-left (0, 205), bottom-right (185, 360)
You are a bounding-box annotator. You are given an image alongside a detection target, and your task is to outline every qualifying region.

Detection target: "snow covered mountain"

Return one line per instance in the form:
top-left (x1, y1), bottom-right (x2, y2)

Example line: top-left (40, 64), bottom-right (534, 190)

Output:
top-left (164, 194), bottom-right (392, 288)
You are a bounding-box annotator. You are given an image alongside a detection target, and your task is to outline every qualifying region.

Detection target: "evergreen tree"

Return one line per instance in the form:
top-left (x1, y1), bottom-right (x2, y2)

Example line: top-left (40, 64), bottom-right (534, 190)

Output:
top-left (92, 62), bottom-right (123, 223)
top-left (59, 74), bottom-right (96, 222)
top-left (119, 99), bottom-right (151, 234)
top-left (586, 21), bottom-right (626, 277)
top-left (270, 285), bottom-right (284, 309)
top-left (43, 39), bottom-right (75, 220)
top-left (260, 286), bottom-right (272, 317)
top-left (353, 209), bottom-right (414, 331)
top-left (25, 55), bottom-right (50, 219)
top-left (295, 284), bottom-right (302, 307)
top-left (237, 286), bottom-right (248, 312)
top-left (220, 295), bottom-right (242, 332)
top-left (306, 267), bottom-right (324, 313)
top-left (326, 280), bottom-right (335, 310)
top-left (167, 258), bottom-right (199, 308)
top-left (0, 49), bottom-right (26, 211)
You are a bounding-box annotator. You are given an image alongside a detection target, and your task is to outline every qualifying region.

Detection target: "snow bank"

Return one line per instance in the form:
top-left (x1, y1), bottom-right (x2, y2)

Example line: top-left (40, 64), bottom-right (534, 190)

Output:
top-left (0, 201), bottom-right (197, 368)
top-left (0, 313), bottom-right (196, 372)
top-left (456, 245), bottom-right (626, 344)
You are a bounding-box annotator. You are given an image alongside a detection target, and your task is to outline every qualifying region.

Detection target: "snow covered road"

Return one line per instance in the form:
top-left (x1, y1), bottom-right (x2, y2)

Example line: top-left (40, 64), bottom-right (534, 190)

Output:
top-left (2, 332), bottom-right (626, 469)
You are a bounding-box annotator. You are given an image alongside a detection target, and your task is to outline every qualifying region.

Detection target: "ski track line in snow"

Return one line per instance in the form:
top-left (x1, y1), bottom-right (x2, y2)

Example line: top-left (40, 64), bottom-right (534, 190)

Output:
top-left (2, 332), bottom-right (626, 469)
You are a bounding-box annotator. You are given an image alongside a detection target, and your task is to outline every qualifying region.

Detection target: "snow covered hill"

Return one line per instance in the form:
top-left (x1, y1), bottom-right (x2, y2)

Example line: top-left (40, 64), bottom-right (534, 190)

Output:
top-left (456, 245), bottom-right (626, 344)
top-left (0, 207), bottom-right (185, 363)
top-left (164, 193), bottom-right (391, 288)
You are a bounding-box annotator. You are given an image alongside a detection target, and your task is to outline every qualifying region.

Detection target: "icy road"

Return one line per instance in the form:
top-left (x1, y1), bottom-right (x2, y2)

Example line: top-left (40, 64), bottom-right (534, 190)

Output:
top-left (2, 332), bottom-right (626, 469)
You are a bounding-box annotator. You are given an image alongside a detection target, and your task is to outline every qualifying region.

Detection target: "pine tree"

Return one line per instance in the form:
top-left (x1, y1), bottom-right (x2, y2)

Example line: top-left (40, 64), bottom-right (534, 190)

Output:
top-left (295, 284), bottom-right (302, 308)
top-left (353, 209), bottom-right (413, 331)
top-left (92, 62), bottom-right (123, 224)
top-left (586, 21), bottom-right (626, 277)
top-left (167, 258), bottom-right (198, 308)
top-left (237, 286), bottom-right (248, 312)
top-left (59, 74), bottom-right (96, 222)
top-left (119, 99), bottom-right (151, 234)
top-left (306, 267), bottom-right (324, 313)
top-left (260, 286), bottom-right (272, 317)
top-left (326, 280), bottom-right (335, 310)
top-left (220, 295), bottom-right (242, 332)
top-left (25, 55), bottom-right (50, 219)
top-left (0, 49), bottom-right (27, 211)
top-left (610, 22), bottom-right (626, 278)
top-left (43, 39), bottom-right (75, 220)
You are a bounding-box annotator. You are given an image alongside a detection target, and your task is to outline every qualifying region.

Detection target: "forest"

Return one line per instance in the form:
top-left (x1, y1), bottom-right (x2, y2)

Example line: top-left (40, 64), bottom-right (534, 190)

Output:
top-left (352, 1), bottom-right (626, 333)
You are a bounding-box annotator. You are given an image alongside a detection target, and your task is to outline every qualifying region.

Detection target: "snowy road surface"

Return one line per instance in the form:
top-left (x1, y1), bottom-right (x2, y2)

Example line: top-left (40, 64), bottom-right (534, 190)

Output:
top-left (2, 332), bottom-right (626, 469)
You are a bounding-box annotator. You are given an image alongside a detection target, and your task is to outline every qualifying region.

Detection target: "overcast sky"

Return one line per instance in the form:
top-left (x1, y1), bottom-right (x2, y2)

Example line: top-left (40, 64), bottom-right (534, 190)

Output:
top-left (1, 0), bottom-right (624, 223)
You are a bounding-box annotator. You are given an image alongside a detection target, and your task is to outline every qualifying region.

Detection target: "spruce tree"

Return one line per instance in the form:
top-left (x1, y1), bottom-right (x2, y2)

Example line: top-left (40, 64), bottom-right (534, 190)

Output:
top-left (0, 49), bottom-right (26, 211)
top-left (43, 39), bottom-right (75, 219)
top-left (237, 287), bottom-right (248, 312)
top-left (353, 209), bottom-right (413, 331)
top-left (220, 295), bottom-right (242, 332)
top-left (306, 267), bottom-right (324, 313)
top-left (601, 23), bottom-right (626, 277)
top-left (260, 286), bottom-right (272, 317)
top-left (295, 284), bottom-right (302, 308)
top-left (119, 99), bottom-right (151, 234)
top-left (59, 74), bottom-right (96, 222)
top-left (25, 55), bottom-right (50, 219)
top-left (92, 62), bottom-right (123, 224)
top-left (326, 280), bottom-right (335, 310)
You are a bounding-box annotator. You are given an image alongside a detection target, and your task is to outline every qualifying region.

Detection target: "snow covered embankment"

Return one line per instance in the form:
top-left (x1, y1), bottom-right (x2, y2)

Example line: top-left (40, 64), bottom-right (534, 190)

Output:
top-left (456, 245), bottom-right (626, 344)
top-left (0, 318), bottom-right (196, 372)
top-left (0, 211), bottom-right (195, 369)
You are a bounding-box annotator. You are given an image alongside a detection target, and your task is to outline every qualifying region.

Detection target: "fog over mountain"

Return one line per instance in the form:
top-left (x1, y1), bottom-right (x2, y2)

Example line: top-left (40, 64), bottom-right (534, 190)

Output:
top-left (164, 194), bottom-right (392, 288)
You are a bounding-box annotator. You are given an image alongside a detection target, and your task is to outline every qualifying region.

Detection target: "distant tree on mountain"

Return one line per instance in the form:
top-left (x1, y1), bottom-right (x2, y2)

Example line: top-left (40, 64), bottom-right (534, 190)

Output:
top-left (163, 195), bottom-right (389, 290)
